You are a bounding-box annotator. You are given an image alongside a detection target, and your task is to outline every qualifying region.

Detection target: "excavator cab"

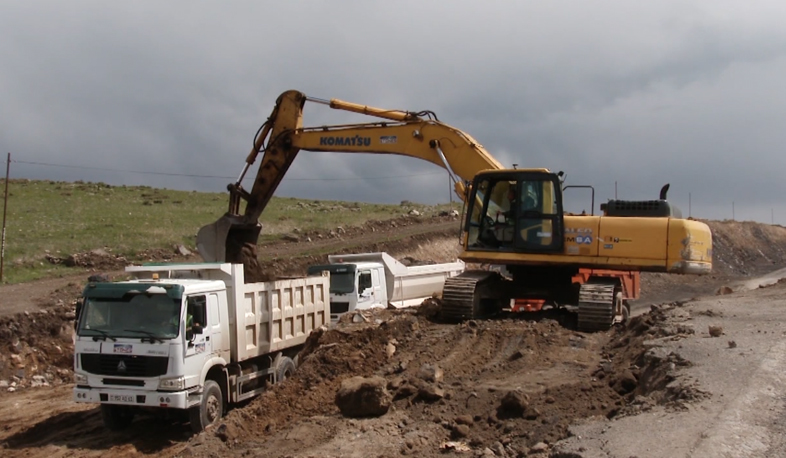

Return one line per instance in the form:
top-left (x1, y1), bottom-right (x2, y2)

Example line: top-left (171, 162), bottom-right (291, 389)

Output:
top-left (465, 170), bottom-right (564, 253)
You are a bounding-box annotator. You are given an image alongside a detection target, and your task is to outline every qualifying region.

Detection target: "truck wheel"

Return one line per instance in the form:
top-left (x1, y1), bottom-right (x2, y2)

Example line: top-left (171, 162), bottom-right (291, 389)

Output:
top-left (276, 356), bottom-right (296, 383)
top-left (101, 404), bottom-right (135, 431)
top-left (189, 380), bottom-right (223, 433)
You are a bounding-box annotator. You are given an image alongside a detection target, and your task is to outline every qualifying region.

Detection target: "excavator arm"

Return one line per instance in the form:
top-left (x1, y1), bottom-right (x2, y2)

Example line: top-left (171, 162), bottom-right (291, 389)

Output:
top-left (197, 90), bottom-right (503, 263)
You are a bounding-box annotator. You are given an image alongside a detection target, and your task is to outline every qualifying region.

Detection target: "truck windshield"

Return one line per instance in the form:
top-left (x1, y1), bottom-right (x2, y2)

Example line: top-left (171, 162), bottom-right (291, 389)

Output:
top-left (78, 294), bottom-right (181, 340)
top-left (307, 265), bottom-right (355, 294)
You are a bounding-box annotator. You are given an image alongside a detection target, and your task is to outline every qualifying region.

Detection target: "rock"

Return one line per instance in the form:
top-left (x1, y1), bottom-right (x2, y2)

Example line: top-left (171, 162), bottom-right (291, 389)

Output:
top-left (728, 340), bottom-right (737, 348)
top-left (90, 248), bottom-right (110, 257)
top-left (10, 354), bottom-right (24, 368)
top-left (529, 442), bottom-right (549, 453)
top-left (440, 441), bottom-right (471, 452)
top-left (417, 384), bottom-right (445, 402)
top-left (449, 209), bottom-right (459, 217)
top-left (708, 325), bottom-right (724, 337)
top-left (451, 424), bottom-right (470, 438)
top-left (490, 441), bottom-right (506, 456)
top-left (716, 286), bottom-right (734, 295)
top-left (455, 414), bottom-right (474, 425)
top-left (10, 338), bottom-right (21, 354)
top-left (282, 234), bottom-right (300, 242)
top-left (386, 342), bottom-right (396, 358)
top-left (409, 209), bottom-right (420, 216)
top-left (472, 448), bottom-right (493, 458)
top-left (498, 390), bottom-right (528, 417)
top-left (524, 407), bottom-right (541, 420)
top-left (335, 376), bottom-right (391, 418)
top-left (215, 423), bottom-right (229, 442)
top-left (613, 371), bottom-right (638, 395)
top-left (416, 298), bottom-right (441, 318)
top-left (394, 383), bottom-right (418, 399)
top-left (387, 377), bottom-right (403, 391)
top-left (418, 363), bottom-right (444, 383)
top-left (0, 380), bottom-right (8, 388)
top-left (175, 245), bottom-right (192, 256)
top-left (87, 273), bottom-right (110, 283)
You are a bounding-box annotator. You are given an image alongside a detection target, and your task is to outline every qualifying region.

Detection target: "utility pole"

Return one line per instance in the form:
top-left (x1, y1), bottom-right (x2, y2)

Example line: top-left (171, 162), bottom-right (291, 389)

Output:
top-left (732, 201), bottom-right (735, 221)
top-left (773, 208), bottom-right (775, 225)
top-left (689, 192), bottom-right (692, 218)
top-left (615, 181), bottom-right (618, 199)
top-left (1, 153), bottom-right (10, 282)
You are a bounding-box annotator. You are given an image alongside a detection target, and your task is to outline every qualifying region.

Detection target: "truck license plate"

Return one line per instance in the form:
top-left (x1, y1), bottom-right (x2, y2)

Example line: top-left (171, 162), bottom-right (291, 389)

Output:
top-left (108, 394), bottom-right (134, 403)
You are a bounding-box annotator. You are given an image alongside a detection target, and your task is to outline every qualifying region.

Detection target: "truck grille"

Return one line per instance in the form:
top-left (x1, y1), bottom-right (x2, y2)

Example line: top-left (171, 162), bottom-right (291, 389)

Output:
top-left (81, 354), bottom-right (168, 377)
top-left (330, 301), bottom-right (350, 314)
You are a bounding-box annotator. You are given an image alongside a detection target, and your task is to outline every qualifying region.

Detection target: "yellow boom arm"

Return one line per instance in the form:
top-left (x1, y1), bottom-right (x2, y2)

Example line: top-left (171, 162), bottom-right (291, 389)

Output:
top-left (197, 90), bottom-right (503, 262)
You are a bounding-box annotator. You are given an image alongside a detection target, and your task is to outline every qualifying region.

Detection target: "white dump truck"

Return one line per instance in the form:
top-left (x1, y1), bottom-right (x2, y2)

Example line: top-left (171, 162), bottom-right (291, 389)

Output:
top-left (306, 252), bottom-right (464, 322)
top-left (72, 263), bottom-right (330, 432)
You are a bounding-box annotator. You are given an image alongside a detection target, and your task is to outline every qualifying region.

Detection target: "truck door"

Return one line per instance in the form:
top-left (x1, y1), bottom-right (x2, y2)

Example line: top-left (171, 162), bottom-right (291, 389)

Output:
top-left (206, 293), bottom-right (220, 356)
top-left (356, 270), bottom-right (374, 311)
top-left (371, 268), bottom-right (384, 307)
top-left (184, 295), bottom-right (211, 382)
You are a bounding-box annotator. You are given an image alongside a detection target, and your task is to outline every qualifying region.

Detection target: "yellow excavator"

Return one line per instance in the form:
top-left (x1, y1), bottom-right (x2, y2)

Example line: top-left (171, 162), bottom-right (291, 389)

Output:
top-left (197, 90), bottom-right (712, 331)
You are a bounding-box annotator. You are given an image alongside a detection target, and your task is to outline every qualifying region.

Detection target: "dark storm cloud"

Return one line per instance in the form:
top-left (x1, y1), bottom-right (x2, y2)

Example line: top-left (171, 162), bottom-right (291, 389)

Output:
top-left (2, 1), bottom-right (785, 222)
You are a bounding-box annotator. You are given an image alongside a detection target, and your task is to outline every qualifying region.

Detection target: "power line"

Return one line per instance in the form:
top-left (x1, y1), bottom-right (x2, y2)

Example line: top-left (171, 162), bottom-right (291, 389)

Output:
top-left (11, 159), bottom-right (445, 182)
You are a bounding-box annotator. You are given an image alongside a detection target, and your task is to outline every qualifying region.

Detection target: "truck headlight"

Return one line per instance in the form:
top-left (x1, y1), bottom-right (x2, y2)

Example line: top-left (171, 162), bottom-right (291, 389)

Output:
top-left (158, 376), bottom-right (186, 391)
top-left (74, 373), bottom-right (88, 384)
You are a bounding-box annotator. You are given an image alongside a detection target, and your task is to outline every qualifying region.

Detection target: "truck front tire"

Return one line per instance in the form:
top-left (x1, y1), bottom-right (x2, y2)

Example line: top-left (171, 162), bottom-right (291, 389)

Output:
top-left (101, 404), bottom-right (135, 431)
top-left (189, 380), bottom-right (223, 433)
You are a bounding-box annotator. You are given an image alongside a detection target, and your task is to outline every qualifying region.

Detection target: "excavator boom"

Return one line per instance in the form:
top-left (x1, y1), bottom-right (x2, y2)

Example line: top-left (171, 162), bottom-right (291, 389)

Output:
top-left (197, 90), bottom-right (502, 263)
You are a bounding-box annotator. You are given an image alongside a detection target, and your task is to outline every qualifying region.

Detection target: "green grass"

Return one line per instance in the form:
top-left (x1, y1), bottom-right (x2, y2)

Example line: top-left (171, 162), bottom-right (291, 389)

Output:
top-left (0, 179), bottom-right (459, 284)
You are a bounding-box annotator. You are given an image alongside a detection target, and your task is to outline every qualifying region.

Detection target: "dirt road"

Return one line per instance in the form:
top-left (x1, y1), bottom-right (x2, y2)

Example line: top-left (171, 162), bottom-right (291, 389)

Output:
top-left (555, 280), bottom-right (786, 458)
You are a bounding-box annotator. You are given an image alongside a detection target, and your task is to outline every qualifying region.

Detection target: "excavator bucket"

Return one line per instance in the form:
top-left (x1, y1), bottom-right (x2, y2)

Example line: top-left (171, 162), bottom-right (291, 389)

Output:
top-left (196, 214), bottom-right (262, 263)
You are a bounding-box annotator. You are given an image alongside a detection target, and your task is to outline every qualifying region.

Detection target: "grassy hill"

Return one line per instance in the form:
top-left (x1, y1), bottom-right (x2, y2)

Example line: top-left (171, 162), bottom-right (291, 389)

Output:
top-left (0, 179), bottom-right (457, 284)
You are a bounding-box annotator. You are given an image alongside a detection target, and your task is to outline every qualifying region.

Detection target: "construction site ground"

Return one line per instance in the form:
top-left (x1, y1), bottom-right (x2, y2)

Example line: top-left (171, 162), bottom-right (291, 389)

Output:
top-left (1, 216), bottom-right (786, 458)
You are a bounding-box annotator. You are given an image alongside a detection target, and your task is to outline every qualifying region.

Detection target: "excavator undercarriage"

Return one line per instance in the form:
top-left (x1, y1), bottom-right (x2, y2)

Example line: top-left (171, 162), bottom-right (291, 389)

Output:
top-left (441, 267), bottom-right (637, 332)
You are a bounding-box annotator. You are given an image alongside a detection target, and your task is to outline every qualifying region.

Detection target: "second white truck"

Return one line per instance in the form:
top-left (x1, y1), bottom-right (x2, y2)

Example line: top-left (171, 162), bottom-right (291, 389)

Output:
top-left (306, 252), bottom-right (464, 322)
top-left (73, 263), bottom-right (330, 432)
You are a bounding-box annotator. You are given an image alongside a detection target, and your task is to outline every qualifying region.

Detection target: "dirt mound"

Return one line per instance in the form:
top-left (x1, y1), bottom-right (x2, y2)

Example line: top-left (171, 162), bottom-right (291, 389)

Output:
top-left (706, 220), bottom-right (786, 275)
top-left (604, 302), bottom-right (709, 416)
top-left (183, 304), bottom-right (704, 457)
top-left (0, 302), bottom-right (77, 391)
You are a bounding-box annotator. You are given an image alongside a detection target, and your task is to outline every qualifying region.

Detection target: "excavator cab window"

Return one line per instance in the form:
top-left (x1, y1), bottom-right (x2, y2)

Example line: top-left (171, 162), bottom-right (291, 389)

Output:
top-left (466, 172), bottom-right (564, 253)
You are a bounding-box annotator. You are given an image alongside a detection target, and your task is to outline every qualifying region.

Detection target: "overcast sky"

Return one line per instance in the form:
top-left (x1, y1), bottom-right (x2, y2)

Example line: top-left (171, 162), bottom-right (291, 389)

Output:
top-left (2, 1), bottom-right (785, 224)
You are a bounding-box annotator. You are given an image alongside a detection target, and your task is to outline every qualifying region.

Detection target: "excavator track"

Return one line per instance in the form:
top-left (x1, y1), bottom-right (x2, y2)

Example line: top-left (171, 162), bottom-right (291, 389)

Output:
top-left (576, 283), bottom-right (617, 332)
top-left (441, 271), bottom-right (499, 321)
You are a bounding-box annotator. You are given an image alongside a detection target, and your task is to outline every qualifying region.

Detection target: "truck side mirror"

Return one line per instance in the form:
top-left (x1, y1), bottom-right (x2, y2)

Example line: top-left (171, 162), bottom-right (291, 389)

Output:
top-left (74, 299), bottom-right (84, 329)
top-left (192, 323), bottom-right (203, 335)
